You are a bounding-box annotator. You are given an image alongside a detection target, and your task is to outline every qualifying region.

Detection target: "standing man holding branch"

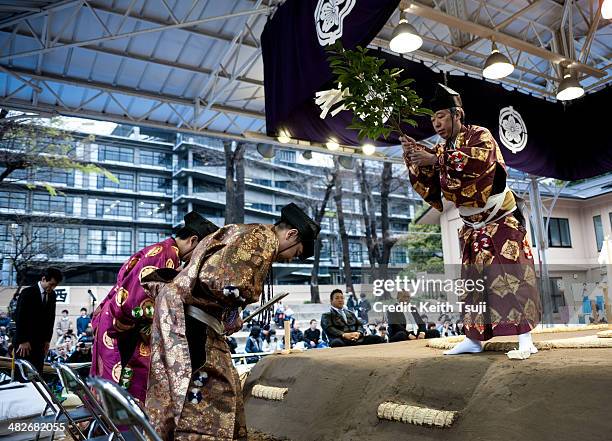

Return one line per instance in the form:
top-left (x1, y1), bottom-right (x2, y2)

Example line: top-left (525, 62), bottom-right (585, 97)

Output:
top-left (401, 84), bottom-right (541, 357)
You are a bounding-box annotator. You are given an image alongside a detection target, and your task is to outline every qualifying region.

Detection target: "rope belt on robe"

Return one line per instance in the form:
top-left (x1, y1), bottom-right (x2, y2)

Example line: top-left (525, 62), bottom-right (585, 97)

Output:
top-left (457, 186), bottom-right (516, 230)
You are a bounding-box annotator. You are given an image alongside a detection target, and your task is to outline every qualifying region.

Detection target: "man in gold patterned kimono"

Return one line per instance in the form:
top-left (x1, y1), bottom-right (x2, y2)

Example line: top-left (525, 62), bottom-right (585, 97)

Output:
top-left (143, 203), bottom-right (320, 440)
top-left (401, 84), bottom-right (542, 357)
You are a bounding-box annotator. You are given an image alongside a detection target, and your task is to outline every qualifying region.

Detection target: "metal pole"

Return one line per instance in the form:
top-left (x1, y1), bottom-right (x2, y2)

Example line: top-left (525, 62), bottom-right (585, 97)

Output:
top-left (528, 176), bottom-right (553, 326)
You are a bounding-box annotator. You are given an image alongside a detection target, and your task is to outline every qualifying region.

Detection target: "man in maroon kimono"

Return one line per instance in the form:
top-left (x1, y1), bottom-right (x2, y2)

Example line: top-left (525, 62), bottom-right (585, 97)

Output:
top-left (91, 212), bottom-right (218, 402)
top-left (401, 84), bottom-right (542, 357)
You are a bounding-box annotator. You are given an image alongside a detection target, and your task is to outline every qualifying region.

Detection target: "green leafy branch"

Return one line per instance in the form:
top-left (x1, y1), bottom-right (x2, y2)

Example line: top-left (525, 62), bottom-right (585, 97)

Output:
top-left (326, 43), bottom-right (432, 141)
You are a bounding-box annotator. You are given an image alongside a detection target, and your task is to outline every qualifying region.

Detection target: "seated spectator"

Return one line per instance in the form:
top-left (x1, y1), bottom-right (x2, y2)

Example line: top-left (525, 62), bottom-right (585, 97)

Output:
top-left (357, 293), bottom-right (372, 324)
top-left (378, 326), bottom-right (389, 343)
top-left (0, 311), bottom-right (9, 328)
top-left (427, 323), bottom-right (441, 338)
top-left (366, 323), bottom-right (378, 336)
top-left (290, 323), bottom-right (303, 348)
top-left (56, 309), bottom-right (72, 338)
top-left (53, 345), bottom-right (70, 363)
top-left (245, 327), bottom-right (263, 363)
top-left (440, 320), bottom-right (456, 338)
top-left (262, 329), bottom-right (279, 352)
top-left (0, 326), bottom-right (8, 356)
top-left (78, 325), bottom-right (94, 345)
top-left (76, 308), bottom-right (91, 336)
top-left (386, 291), bottom-right (425, 342)
top-left (57, 329), bottom-right (75, 349)
top-left (321, 289), bottom-right (383, 348)
top-left (67, 342), bottom-right (92, 363)
top-left (284, 306), bottom-right (295, 327)
top-left (226, 336), bottom-right (238, 354)
top-left (346, 292), bottom-right (358, 313)
top-left (274, 302), bottom-right (285, 328)
top-left (455, 320), bottom-right (465, 335)
top-left (246, 327), bottom-right (263, 353)
top-left (303, 319), bottom-right (327, 349)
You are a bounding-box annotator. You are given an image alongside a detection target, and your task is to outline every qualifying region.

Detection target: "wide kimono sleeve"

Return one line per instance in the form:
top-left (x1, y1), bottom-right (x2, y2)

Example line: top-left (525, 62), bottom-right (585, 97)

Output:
top-left (198, 225), bottom-right (277, 305)
top-left (444, 126), bottom-right (505, 208)
top-left (404, 145), bottom-right (444, 212)
top-left (107, 242), bottom-right (180, 335)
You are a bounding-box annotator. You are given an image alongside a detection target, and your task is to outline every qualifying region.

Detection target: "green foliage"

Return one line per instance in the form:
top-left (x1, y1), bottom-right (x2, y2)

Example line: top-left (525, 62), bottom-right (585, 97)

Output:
top-left (0, 116), bottom-right (116, 192)
top-left (400, 222), bottom-right (444, 276)
top-left (326, 43), bottom-right (432, 141)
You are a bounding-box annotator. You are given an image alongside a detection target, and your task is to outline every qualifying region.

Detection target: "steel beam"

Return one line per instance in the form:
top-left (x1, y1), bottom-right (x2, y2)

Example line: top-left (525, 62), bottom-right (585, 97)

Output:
top-left (400, 0), bottom-right (606, 78)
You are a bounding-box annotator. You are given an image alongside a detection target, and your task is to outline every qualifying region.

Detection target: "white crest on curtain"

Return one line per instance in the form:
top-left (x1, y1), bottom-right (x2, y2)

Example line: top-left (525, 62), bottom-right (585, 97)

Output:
top-left (314, 0), bottom-right (357, 46)
top-left (499, 106), bottom-right (528, 154)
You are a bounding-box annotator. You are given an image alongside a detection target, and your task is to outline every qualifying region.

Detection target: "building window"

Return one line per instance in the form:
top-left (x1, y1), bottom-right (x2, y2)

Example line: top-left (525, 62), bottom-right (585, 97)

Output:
top-left (392, 247), bottom-right (408, 264)
top-left (137, 201), bottom-right (170, 220)
top-left (550, 278), bottom-right (566, 314)
top-left (97, 172), bottom-right (134, 190)
top-left (98, 144), bottom-right (134, 163)
top-left (0, 191), bottom-right (26, 210)
top-left (33, 226), bottom-right (80, 256)
top-left (138, 231), bottom-right (168, 249)
top-left (87, 229), bottom-right (132, 256)
top-left (138, 175), bottom-right (171, 193)
top-left (349, 242), bottom-right (362, 263)
top-left (593, 215), bottom-right (604, 252)
top-left (320, 239), bottom-right (331, 259)
top-left (276, 150), bottom-right (296, 163)
top-left (96, 199), bottom-right (133, 217)
top-left (32, 193), bottom-right (75, 215)
top-left (547, 218), bottom-right (572, 248)
top-left (140, 149), bottom-right (171, 167)
top-left (34, 167), bottom-right (74, 186)
top-left (251, 203), bottom-right (273, 212)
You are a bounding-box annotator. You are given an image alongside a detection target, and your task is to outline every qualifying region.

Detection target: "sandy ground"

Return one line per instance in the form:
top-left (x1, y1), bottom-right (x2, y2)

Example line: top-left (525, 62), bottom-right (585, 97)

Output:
top-left (244, 330), bottom-right (612, 441)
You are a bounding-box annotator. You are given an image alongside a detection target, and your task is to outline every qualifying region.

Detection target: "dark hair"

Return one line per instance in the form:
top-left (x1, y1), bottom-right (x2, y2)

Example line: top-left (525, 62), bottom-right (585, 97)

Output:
top-left (249, 326), bottom-right (261, 339)
top-left (62, 309), bottom-right (69, 314)
top-left (80, 308), bottom-right (87, 312)
top-left (43, 267), bottom-right (63, 283)
top-left (175, 226), bottom-right (204, 241)
top-left (330, 289), bottom-right (343, 301)
top-left (378, 325), bottom-right (387, 332)
top-left (310, 319), bottom-right (317, 324)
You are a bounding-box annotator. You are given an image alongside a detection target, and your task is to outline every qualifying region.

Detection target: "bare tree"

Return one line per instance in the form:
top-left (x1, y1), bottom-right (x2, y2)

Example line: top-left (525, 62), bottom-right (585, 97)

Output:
top-left (310, 169), bottom-right (337, 303)
top-left (3, 217), bottom-right (83, 293)
top-left (223, 140), bottom-right (246, 224)
top-left (332, 158), bottom-right (354, 294)
top-left (355, 161), bottom-right (404, 298)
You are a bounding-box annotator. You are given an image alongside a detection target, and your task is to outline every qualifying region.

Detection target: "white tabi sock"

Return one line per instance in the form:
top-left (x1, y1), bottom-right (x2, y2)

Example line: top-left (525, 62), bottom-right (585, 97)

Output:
top-left (443, 337), bottom-right (483, 355)
top-left (518, 332), bottom-right (538, 354)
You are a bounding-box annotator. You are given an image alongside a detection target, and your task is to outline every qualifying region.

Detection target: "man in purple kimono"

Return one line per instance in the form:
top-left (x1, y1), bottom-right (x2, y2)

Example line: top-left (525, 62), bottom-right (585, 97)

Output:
top-left (91, 212), bottom-right (218, 402)
top-left (401, 84), bottom-right (542, 357)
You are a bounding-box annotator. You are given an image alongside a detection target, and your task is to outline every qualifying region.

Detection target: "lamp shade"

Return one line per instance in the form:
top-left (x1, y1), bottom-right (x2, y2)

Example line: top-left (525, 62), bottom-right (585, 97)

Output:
top-left (603, 0), bottom-right (612, 19)
top-left (482, 46), bottom-right (514, 79)
top-left (556, 74), bottom-right (584, 101)
top-left (257, 143), bottom-right (275, 159)
top-left (362, 144), bottom-right (376, 155)
top-left (389, 22), bottom-right (422, 53)
top-left (338, 156), bottom-right (355, 169)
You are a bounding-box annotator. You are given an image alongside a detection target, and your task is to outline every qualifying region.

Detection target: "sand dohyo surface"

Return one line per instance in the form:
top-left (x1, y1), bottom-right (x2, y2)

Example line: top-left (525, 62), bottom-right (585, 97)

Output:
top-left (244, 330), bottom-right (612, 441)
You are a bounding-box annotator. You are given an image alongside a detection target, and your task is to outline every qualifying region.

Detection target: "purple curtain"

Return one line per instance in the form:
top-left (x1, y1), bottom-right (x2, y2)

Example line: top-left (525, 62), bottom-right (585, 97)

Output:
top-left (262, 0), bottom-right (611, 180)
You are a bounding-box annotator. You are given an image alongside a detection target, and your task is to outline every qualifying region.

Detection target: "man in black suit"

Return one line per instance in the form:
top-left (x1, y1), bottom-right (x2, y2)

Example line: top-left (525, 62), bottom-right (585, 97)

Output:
top-left (321, 289), bottom-right (383, 348)
top-left (13, 267), bottom-right (63, 380)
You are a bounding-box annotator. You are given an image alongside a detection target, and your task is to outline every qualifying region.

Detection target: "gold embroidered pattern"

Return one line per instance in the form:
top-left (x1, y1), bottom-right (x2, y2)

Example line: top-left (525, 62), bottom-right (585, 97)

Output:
top-left (146, 246), bottom-right (163, 257)
top-left (165, 258), bottom-right (174, 269)
top-left (461, 184), bottom-right (478, 198)
top-left (115, 287), bottom-right (129, 307)
top-left (102, 331), bottom-right (114, 349)
top-left (500, 239), bottom-right (520, 261)
top-left (490, 273), bottom-right (521, 298)
top-left (139, 265), bottom-right (158, 282)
